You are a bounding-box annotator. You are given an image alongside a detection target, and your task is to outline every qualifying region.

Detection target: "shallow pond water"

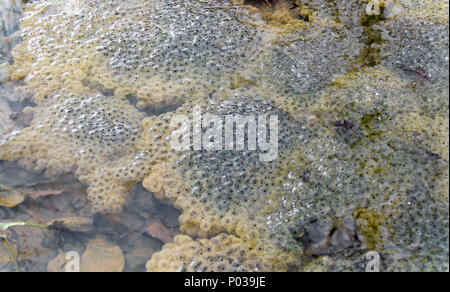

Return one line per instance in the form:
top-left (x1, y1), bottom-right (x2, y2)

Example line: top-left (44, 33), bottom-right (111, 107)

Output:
top-left (0, 0), bottom-right (449, 272)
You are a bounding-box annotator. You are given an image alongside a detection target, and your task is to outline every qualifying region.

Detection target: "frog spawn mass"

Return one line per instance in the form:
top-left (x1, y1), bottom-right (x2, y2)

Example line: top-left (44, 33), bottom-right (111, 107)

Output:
top-left (139, 88), bottom-right (447, 271)
top-left (146, 234), bottom-right (278, 272)
top-left (8, 0), bottom-right (267, 108)
top-left (142, 95), bottom-right (307, 269)
top-left (0, 0), bottom-right (448, 271)
top-left (295, 0), bottom-right (448, 24)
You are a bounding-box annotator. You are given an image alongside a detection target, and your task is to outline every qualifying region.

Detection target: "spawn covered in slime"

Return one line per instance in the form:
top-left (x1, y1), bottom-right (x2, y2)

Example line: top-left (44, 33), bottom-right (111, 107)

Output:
top-left (8, 0), bottom-right (267, 108)
top-left (0, 91), bottom-right (144, 213)
top-left (0, 0), bottom-right (448, 271)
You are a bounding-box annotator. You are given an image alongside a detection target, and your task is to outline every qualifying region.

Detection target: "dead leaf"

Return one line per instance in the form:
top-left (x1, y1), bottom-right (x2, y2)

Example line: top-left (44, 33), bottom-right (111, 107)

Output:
top-left (81, 239), bottom-right (124, 272)
top-left (146, 219), bottom-right (172, 243)
top-left (0, 192), bottom-right (25, 207)
top-left (29, 190), bottom-right (65, 200)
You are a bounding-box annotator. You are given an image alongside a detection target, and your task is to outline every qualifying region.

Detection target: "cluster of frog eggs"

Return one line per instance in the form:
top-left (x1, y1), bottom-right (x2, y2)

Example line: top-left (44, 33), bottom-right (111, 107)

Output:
top-left (259, 25), bottom-right (363, 96)
top-left (146, 234), bottom-right (285, 272)
top-left (137, 83), bottom-right (447, 271)
top-left (396, 0), bottom-right (449, 21)
top-left (0, 0), bottom-right (24, 62)
top-left (0, 91), bottom-right (144, 212)
top-left (0, 0), bottom-right (448, 271)
top-left (9, 0), bottom-right (267, 107)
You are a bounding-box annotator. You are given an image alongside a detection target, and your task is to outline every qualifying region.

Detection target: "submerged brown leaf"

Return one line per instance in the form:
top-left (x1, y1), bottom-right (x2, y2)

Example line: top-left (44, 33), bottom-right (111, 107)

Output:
top-left (81, 239), bottom-right (124, 272)
top-left (29, 190), bottom-right (66, 200)
top-left (48, 217), bottom-right (93, 233)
